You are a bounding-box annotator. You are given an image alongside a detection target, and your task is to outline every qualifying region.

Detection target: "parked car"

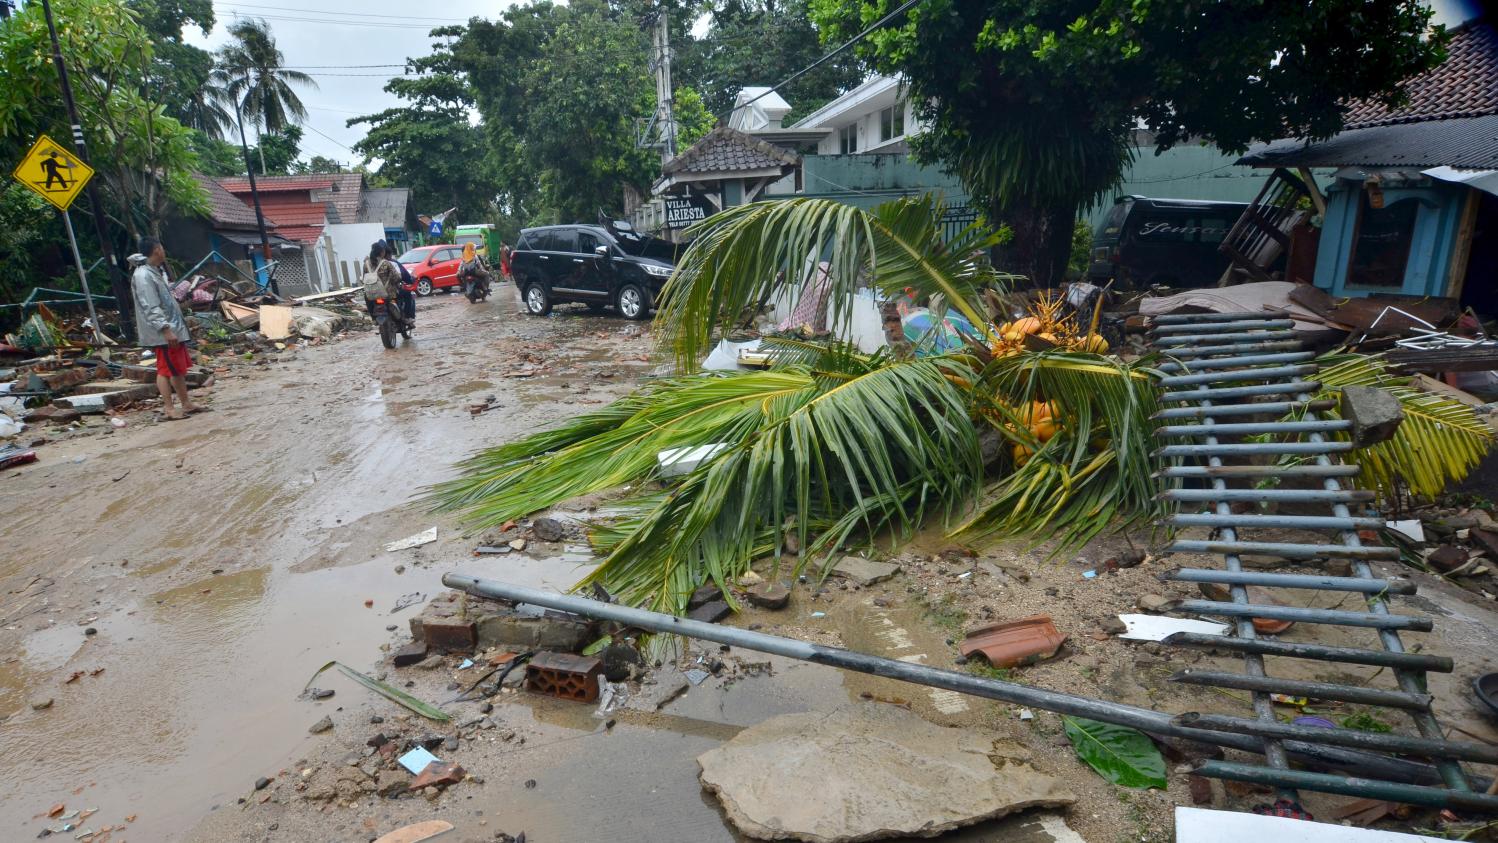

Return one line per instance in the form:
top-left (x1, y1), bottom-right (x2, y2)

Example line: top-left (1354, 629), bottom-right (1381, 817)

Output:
top-left (396, 244), bottom-right (464, 296)
top-left (510, 222), bottom-right (679, 320)
top-left (1087, 196), bottom-right (1248, 289)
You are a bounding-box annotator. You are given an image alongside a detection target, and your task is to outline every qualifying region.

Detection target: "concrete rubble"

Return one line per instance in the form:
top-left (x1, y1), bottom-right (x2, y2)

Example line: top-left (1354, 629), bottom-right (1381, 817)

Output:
top-left (697, 704), bottom-right (1076, 842)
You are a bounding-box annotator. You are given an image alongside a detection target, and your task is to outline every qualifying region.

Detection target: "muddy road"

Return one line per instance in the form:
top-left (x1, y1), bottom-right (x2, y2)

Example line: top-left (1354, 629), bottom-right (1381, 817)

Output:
top-left (0, 292), bottom-right (656, 840)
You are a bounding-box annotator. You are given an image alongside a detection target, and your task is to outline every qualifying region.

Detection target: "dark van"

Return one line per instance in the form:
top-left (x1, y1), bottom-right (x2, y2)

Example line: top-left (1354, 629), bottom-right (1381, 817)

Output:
top-left (1087, 196), bottom-right (1247, 288)
top-left (511, 222), bottom-right (680, 320)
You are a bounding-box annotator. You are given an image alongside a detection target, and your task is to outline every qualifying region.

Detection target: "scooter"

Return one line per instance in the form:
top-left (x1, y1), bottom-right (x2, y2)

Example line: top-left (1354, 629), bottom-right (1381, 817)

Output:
top-left (464, 272), bottom-right (491, 304)
top-left (372, 296), bottom-right (411, 349)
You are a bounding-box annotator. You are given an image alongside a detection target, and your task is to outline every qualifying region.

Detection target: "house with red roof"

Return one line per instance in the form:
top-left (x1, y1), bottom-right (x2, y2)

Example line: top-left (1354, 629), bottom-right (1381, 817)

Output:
top-left (163, 174), bottom-right (297, 290)
top-left (1240, 19), bottom-right (1497, 309)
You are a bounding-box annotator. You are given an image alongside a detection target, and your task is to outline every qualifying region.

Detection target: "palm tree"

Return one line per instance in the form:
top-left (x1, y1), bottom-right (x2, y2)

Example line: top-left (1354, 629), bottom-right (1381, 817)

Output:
top-left (428, 195), bottom-right (1491, 615)
top-left (179, 77), bottom-right (235, 139)
top-left (212, 17), bottom-right (316, 136)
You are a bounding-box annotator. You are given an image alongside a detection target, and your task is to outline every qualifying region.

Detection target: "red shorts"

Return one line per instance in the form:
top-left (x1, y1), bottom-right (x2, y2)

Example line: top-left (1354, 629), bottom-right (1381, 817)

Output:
top-left (155, 343), bottom-right (191, 377)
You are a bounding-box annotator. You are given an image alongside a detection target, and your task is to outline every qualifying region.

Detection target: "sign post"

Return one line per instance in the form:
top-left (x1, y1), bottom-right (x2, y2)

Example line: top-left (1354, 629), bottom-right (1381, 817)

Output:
top-left (12, 133), bottom-right (104, 344)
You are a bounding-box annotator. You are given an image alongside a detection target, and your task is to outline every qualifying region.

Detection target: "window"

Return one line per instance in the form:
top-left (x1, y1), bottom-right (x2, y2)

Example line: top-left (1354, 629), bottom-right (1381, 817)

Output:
top-left (515, 233), bottom-right (533, 250)
top-left (395, 248), bottom-right (425, 263)
top-left (547, 228), bottom-right (579, 253)
top-left (879, 104), bottom-right (905, 142)
top-left (577, 231), bottom-right (601, 254)
top-left (1347, 194), bottom-right (1418, 289)
top-left (838, 123), bottom-right (858, 154)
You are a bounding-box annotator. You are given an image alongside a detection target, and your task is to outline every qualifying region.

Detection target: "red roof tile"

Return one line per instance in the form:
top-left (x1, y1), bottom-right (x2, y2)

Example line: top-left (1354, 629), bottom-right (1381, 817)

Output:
top-left (1343, 21), bottom-right (1498, 129)
top-left (193, 174), bottom-right (279, 230)
top-left (217, 174), bottom-right (338, 193)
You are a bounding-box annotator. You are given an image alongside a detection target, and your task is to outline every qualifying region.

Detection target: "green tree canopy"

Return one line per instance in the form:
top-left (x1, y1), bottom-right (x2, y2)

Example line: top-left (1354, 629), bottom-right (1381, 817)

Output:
top-left (213, 17), bottom-right (316, 134)
top-left (811, 0), bottom-right (1449, 285)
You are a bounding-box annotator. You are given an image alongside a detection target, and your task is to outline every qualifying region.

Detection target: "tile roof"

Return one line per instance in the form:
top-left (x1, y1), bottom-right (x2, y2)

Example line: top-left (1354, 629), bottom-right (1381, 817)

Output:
top-left (193, 174), bottom-right (278, 231)
top-left (249, 193), bottom-right (328, 244)
top-left (1240, 113), bottom-right (1498, 170)
top-left (662, 126), bottom-right (800, 176)
top-left (313, 172), bottom-right (364, 224)
top-left (216, 174), bottom-right (338, 193)
top-left (1342, 21), bottom-right (1498, 129)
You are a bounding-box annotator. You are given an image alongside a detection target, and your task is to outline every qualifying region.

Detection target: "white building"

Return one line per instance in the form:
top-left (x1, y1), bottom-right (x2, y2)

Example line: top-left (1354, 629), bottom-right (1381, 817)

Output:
top-left (790, 76), bottom-right (920, 156)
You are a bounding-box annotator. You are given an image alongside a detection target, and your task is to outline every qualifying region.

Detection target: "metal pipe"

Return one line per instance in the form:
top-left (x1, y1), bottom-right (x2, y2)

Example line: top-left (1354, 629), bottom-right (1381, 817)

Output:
top-left (1162, 381), bottom-right (1323, 401)
top-left (1175, 713), bottom-right (1498, 764)
top-left (1153, 400), bottom-right (1334, 419)
top-left (1151, 311), bottom-right (1289, 324)
top-left (1152, 319), bottom-right (1295, 335)
top-left (1162, 631), bottom-right (1454, 673)
top-left (1155, 331), bottom-right (1297, 346)
top-left (1158, 364), bottom-right (1321, 387)
top-left (1160, 488), bottom-right (1375, 503)
top-left (1170, 669), bottom-right (1432, 710)
top-left (1155, 420), bottom-right (1351, 437)
top-left (1167, 512), bottom-right (1383, 531)
top-left (1195, 761), bottom-right (1498, 813)
top-left (1156, 352), bottom-right (1314, 372)
top-left (1155, 441), bottom-right (1352, 457)
top-left (1167, 539), bottom-right (1398, 559)
top-left (1160, 340), bottom-right (1304, 358)
top-left (1157, 465), bottom-right (1359, 479)
top-left (1171, 599), bottom-right (1432, 631)
top-left (440, 575), bottom-right (1470, 787)
top-left (1163, 567), bottom-right (1414, 595)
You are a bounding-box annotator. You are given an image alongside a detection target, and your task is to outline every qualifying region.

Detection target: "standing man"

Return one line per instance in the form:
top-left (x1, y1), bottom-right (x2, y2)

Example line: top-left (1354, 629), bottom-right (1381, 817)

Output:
top-left (131, 237), bottom-right (200, 420)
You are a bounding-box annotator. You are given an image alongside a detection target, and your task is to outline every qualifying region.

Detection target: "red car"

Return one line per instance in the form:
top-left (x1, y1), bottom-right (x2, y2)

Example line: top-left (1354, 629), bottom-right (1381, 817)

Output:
top-left (396, 245), bottom-right (464, 296)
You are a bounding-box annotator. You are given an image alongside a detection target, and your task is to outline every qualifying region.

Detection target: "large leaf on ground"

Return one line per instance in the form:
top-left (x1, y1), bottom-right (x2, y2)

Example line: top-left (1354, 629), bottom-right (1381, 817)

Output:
top-left (1305, 355), bottom-right (1492, 498)
top-left (1062, 716), bottom-right (1167, 789)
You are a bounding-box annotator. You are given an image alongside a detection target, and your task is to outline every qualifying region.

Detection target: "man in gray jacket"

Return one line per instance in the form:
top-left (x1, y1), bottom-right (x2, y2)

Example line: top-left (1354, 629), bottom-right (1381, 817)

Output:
top-left (132, 237), bottom-right (200, 419)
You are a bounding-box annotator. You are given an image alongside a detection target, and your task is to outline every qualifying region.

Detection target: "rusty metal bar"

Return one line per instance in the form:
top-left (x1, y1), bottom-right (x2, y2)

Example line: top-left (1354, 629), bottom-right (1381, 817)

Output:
top-left (1171, 599), bottom-right (1432, 631)
top-left (1157, 464), bottom-right (1361, 479)
top-left (1168, 512), bottom-right (1383, 531)
top-left (1152, 319), bottom-right (1296, 334)
top-left (1153, 400), bottom-right (1335, 419)
top-left (1159, 364), bottom-right (1321, 387)
top-left (1174, 713), bottom-right (1498, 764)
top-left (1161, 632), bottom-right (1454, 673)
top-left (1157, 352), bottom-right (1315, 372)
top-left (1159, 340), bottom-right (1305, 358)
top-left (1155, 331), bottom-right (1302, 346)
top-left (1160, 488), bottom-right (1375, 503)
top-left (1155, 441), bottom-right (1353, 458)
top-left (1163, 567), bottom-right (1415, 595)
top-left (1167, 539), bottom-right (1398, 559)
top-left (1162, 381), bottom-right (1324, 401)
top-left (1195, 762), bottom-right (1498, 812)
top-left (1170, 669), bottom-right (1433, 710)
top-left (1155, 419), bottom-right (1351, 437)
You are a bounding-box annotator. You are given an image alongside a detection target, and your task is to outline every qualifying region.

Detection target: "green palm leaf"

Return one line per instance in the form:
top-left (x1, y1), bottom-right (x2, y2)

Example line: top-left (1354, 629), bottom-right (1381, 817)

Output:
top-left (655, 194), bottom-right (1014, 371)
top-left (1303, 354), bottom-right (1492, 498)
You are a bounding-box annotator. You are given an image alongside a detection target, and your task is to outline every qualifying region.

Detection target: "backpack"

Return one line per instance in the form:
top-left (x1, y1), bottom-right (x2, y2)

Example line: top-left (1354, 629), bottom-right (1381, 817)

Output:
top-left (361, 262), bottom-right (386, 301)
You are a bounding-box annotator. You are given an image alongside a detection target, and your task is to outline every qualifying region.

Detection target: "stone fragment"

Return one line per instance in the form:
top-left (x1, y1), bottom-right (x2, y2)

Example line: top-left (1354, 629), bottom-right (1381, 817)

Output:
top-left (697, 704), bottom-right (1074, 841)
top-left (1136, 594), bottom-right (1172, 613)
top-left (411, 761), bottom-right (466, 790)
top-left (687, 583), bottom-right (723, 610)
top-left (376, 770), bottom-right (409, 798)
top-left (309, 716), bottom-right (334, 734)
top-left (687, 600), bottom-right (731, 623)
top-left (531, 517), bottom-right (565, 542)
top-left (393, 641), bottom-right (429, 668)
top-left (831, 556), bottom-right (901, 586)
top-left (1340, 386), bottom-right (1404, 447)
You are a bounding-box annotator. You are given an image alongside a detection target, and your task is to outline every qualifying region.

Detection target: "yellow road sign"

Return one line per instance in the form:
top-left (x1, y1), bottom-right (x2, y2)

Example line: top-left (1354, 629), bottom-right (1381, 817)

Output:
top-left (12, 134), bottom-right (94, 211)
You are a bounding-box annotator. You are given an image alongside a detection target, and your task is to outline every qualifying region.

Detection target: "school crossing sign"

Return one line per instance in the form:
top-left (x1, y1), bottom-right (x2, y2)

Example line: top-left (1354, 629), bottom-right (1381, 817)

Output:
top-left (12, 134), bottom-right (94, 211)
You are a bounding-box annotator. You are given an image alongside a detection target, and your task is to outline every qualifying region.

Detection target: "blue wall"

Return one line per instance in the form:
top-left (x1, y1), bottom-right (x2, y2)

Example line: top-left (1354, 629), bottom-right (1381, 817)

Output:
top-left (1315, 178), bottom-right (1468, 298)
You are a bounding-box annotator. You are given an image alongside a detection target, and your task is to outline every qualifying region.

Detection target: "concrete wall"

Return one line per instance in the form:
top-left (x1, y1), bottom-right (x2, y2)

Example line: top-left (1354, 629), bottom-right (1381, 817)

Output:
top-left (325, 223), bottom-right (386, 291)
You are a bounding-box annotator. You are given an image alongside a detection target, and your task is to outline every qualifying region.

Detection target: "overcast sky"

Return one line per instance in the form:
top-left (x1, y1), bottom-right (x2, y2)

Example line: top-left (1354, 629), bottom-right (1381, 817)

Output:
top-left (185, 1), bottom-right (523, 164)
top-left (183, 0), bottom-right (1481, 169)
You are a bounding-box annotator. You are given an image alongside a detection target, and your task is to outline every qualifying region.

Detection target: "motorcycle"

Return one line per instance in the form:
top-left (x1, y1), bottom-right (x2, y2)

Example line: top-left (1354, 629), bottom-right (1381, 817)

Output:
top-left (372, 296), bottom-right (411, 349)
top-left (461, 261), bottom-right (492, 304)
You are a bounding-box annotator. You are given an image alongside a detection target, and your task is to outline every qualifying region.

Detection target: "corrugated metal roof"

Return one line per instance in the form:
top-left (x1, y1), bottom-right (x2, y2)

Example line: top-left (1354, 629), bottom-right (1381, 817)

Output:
top-left (1343, 21), bottom-right (1498, 129)
top-left (663, 126), bottom-right (800, 176)
top-left (361, 187), bottom-right (410, 229)
top-left (1239, 114), bottom-right (1498, 170)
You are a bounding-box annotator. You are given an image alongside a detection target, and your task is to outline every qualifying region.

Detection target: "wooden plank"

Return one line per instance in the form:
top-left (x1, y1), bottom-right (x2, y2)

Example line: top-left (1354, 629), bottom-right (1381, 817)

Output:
top-left (259, 304), bottom-right (294, 340)
top-left (1387, 346), bottom-right (1498, 374)
top-left (1297, 167), bottom-right (1327, 216)
top-left (220, 301), bottom-right (259, 328)
top-left (1444, 189), bottom-right (1482, 300)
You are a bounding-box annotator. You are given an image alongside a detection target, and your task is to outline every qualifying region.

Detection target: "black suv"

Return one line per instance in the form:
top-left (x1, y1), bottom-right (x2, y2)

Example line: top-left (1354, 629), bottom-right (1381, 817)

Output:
top-left (511, 222), bottom-right (678, 320)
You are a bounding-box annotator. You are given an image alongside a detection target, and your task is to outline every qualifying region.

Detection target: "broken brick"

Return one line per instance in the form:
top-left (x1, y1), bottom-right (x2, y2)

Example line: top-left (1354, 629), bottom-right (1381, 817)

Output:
top-left (410, 760), bottom-right (465, 790)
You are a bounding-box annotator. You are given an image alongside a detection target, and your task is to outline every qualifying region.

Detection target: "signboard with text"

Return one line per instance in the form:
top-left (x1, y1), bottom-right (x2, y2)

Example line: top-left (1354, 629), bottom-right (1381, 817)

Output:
top-left (663, 194), bottom-right (714, 227)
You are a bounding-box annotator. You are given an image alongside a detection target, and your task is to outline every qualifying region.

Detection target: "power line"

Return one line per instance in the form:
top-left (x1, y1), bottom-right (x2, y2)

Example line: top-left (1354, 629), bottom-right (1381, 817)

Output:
top-left (726, 0), bottom-right (924, 121)
top-left (221, 10), bottom-right (442, 29)
top-left (280, 64), bottom-right (409, 70)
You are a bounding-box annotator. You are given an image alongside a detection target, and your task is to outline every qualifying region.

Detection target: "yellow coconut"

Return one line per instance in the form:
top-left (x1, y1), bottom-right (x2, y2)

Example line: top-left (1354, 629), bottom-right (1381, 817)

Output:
top-left (1079, 334), bottom-right (1110, 354)
top-left (1010, 443), bottom-right (1033, 466)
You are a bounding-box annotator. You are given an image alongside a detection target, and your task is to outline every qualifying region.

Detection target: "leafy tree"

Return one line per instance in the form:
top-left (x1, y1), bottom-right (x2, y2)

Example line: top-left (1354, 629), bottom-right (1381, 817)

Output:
top-left (127, 0), bottom-right (230, 137)
top-left (305, 155), bottom-right (343, 173)
top-left (349, 46), bottom-right (500, 223)
top-left (811, 0), bottom-right (1449, 285)
top-left (188, 129), bottom-right (245, 177)
top-left (686, 0), bottom-right (862, 120)
top-left (673, 86), bottom-right (715, 148)
top-left (0, 0), bottom-right (207, 244)
top-left (213, 17), bottom-right (316, 134)
top-left (250, 125), bottom-right (301, 175)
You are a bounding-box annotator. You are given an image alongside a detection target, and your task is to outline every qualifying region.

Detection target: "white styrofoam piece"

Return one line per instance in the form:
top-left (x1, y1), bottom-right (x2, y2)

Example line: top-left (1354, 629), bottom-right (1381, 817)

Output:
top-left (702, 339), bottom-right (761, 371)
top-left (1386, 519), bottom-right (1425, 543)
top-left (1116, 613), bottom-right (1228, 642)
top-left (1176, 807), bottom-right (1445, 842)
top-left (658, 443), bottom-right (728, 477)
top-left (385, 526), bottom-right (438, 552)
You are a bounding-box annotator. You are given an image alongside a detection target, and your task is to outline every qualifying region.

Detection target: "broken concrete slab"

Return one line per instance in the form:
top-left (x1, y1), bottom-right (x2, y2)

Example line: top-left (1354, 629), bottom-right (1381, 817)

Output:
top-left (687, 582), bottom-right (722, 610)
top-left (474, 603), bottom-right (595, 652)
top-left (625, 671), bottom-right (691, 712)
top-left (830, 556), bottom-right (900, 586)
top-left (745, 582), bottom-right (790, 610)
top-left (687, 600), bottom-right (731, 623)
top-left (392, 641), bottom-right (429, 668)
top-left (1340, 386), bottom-right (1404, 447)
top-left (697, 704), bottom-right (1075, 842)
top-left (54, 385), bottom-right (157, 412)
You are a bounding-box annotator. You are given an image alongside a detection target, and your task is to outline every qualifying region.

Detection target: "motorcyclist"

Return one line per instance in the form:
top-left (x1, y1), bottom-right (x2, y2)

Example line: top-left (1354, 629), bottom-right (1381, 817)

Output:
top-left (362, 241), bottom-right (408, 329)
top-left (384, 241), bottom-right (417, 322)
top-left (457, 242), bottom-right (494, 301)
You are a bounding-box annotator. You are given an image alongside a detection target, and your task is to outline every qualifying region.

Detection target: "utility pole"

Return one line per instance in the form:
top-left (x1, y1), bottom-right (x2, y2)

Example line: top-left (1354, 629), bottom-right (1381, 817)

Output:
top-left (39, 0), bottom-right (134, 341)
top-left (233, 99), bottom-right (280, 297)
top-left (647, 7), bottom-right (676, 163)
